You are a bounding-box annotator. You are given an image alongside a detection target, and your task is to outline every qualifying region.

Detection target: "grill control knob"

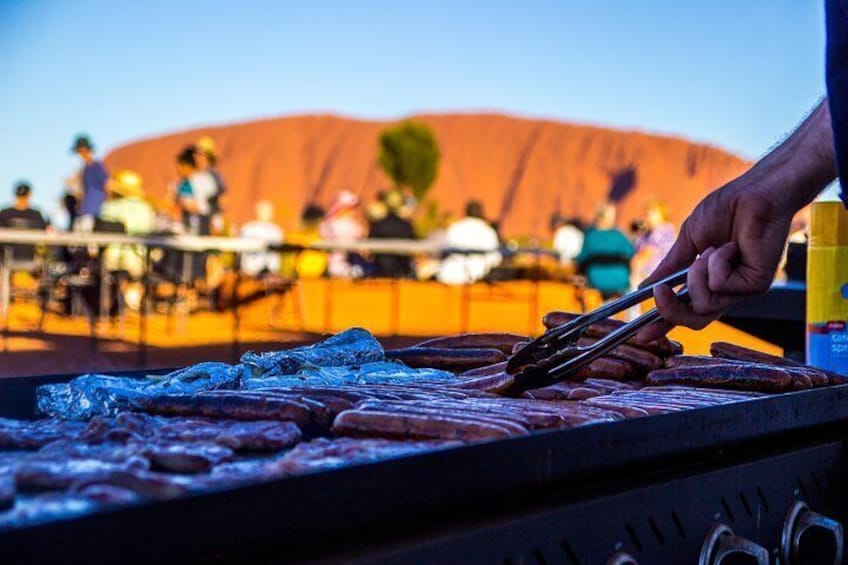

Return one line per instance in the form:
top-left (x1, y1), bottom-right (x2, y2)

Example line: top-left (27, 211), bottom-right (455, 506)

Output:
top-left (606, 552), bottom-right (638, 565)
top-left (781, 500), bottom-right (844, 565)
top-left (698, 523), bottom-right (769, 565)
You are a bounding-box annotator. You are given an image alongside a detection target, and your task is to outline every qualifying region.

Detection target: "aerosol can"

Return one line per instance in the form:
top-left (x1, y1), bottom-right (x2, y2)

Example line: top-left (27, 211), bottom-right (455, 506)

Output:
top-left (807, 200), bottom-right (848, 373)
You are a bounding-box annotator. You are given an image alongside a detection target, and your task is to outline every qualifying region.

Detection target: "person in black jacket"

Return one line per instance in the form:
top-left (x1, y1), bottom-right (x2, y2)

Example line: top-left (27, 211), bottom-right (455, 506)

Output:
top-left (0, 181), bottom-right (48, 262)
top-left (368, 190), bottom-right (416, 278)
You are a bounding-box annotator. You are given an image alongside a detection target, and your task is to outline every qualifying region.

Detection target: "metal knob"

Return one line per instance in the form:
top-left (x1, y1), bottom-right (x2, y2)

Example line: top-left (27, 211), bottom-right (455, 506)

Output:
top-left (781, 501), bottom-right (844, 565)
top-left (606, 552), bottom-right (639, 565)
top-left (698, 523), bottom-right (769, 565)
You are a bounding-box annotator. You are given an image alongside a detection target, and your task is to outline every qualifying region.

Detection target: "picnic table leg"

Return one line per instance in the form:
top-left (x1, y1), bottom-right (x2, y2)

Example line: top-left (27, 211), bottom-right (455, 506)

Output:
top-left (389, 277), bottom-right (400, 336)
top-left (138, 247), bottom-right (151, 367)
top-left (459, 283), bottom-right (470, 333)
top-left (529, 250), bottom-right (541, 335)
top-left (1, 246), bottom-right (10, 351)
top-left (231, 253), bottom-right (240, 363)
top-left (1, 247), bottom-right (10, 331)
top-left (98, 249), bottom-right (108, 337)
top-left (323, 277), bottom-right (333, 333)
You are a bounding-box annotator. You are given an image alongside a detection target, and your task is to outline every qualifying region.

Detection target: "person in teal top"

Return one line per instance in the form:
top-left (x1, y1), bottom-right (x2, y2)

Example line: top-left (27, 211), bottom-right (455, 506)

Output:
top-left (576, 203), bottom-right (634, 298)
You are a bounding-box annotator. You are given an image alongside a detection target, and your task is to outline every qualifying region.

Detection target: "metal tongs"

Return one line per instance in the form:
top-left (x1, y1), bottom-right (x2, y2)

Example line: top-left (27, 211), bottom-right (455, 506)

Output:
top-left (505, 267), bottom-right (690, 393)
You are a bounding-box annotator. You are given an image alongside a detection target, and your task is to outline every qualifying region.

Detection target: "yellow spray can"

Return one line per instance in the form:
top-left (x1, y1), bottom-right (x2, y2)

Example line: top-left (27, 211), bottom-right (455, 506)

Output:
top-left (807, 200), bottom-right (848, 370)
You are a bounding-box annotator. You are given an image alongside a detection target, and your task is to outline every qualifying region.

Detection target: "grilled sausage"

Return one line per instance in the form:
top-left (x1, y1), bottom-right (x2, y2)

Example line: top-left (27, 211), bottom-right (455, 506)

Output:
top-left (461, 361), bottom-right (508, 377)
top-left (454, 371), bottom-right (515, 393)
top-left (137, 393), bottom-right (314, 426)
top-left (332, 409), bottom-right (526, 441)
top-left (575, 337), bottom-right (663, 373)
top-left (645, 365), bottom-right (808, 392)
top-left (414, 333), bottom-right (529, 355)
top-left (710, 342), bottom-right (845, 384)
top-left (574, 357), bottom-right (638, 381)
top-left (385, 347), bottom-right (507, 371)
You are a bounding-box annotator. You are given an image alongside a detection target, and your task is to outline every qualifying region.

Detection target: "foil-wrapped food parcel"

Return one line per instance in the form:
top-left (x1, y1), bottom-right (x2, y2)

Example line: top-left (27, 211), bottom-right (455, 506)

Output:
top-left (0, 319), bottom-right (843, 530)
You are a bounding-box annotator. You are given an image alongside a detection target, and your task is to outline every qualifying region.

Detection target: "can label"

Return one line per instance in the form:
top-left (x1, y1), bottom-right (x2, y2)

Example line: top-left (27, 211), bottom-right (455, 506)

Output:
top-left (808, 321), bottom-right (848, 372)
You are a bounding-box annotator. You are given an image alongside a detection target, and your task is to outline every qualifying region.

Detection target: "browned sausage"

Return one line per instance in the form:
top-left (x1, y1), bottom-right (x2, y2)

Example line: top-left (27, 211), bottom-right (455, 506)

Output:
top-left (414, 333), bottom-right (530, 354)
top-left (576, 337), bottom-right (663, 373)
top-left (137, 393), bottom-right (314, 426)
top-left (385, 347), bottom-right (507, 371)
top-left (461, 361), bottom-right (508, 377)
top-left (332, 409), bottom-right (526, 441)
top-left (645, 365), bottom-right (807, 392)
top-left (574, 357), bottom-right (638, 381)
top-left (454, 371), bottom-right (515, 393)
top-left (710, 342), bottom-right (843, 384)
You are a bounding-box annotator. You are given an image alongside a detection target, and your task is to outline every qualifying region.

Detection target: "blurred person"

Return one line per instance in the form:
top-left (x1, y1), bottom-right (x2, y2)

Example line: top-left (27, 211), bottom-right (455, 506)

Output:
top-left (55, 174), bottom-right (83, 231)
top-left (98, 170), bottom-right (156, 313)
top-left (240, 200), bottom-right (283, 277)
top-left (417, 209), bottom-right (454, 280)
top-left (0, 181), bottom-right (48, 231)
top-left (368, 190), bottom-right (416, 278)
top-left (551, 215), bottom-right (585, 268)
top-left (576, 203), bottom-right (634, 299)
top-left (437, 200), bottom-right (501, 285)
top-left (631, 200), bottom-right (676, 285)
top-left (320, 190), bottom-right (366, 278)
top-left (175, 146), bottom-right (217, 235)
top-left (194, 136), bottom-right (228, 234)
top-left (286, 203), bottom-right (328, 279)
top-left (100, 170), bottom-right (156, 280)
top-left (71, 134), bottom-right (108, 222)
top-left (0, 181), bottom-right (48, 262)
top-left (175, 146), bottom-right (217, 285)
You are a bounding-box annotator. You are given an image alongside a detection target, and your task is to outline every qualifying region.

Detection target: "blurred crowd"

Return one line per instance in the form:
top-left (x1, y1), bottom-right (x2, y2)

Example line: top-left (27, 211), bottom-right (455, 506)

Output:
top-left (0, 132), bottom-right (808, 322)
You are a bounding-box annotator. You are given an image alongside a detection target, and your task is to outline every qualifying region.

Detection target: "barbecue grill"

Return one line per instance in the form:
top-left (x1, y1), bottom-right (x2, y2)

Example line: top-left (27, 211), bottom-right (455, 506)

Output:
top-left (1, 369), bottom-right (846, 564)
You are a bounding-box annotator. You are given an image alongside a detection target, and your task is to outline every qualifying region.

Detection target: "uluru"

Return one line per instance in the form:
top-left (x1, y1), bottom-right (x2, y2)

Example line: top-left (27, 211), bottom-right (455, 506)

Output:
top-left (104, 113), bottom-right (750, 238)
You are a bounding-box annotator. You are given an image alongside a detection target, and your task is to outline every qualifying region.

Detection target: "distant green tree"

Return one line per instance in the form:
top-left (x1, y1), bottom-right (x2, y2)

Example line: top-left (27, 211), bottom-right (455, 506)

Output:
top-left (378, 121), bottom-right (440, 200)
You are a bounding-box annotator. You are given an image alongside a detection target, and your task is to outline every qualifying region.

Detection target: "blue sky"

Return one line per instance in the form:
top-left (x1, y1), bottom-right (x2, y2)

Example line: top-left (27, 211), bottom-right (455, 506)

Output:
top-left (0, 0), bottom-right (828, 212)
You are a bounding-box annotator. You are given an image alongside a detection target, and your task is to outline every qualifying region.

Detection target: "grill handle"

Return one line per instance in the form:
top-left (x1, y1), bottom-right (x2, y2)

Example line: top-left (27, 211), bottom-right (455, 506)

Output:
top-left (782, 500), bottom-right (844, 564)
top-left (698, 523), bottom-right (768, 565)
top-left (605, 552), bottom-right (638, 565)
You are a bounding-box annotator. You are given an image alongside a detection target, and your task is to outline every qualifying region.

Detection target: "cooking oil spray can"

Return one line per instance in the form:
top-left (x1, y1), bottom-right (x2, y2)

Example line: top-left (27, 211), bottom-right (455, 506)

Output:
top-left (807, 200), bottom-right (848, 371)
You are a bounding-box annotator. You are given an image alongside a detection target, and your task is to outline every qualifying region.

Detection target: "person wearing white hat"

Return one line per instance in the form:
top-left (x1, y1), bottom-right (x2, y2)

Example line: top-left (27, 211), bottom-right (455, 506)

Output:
top-left (320, 190), bottom-right (366, 278)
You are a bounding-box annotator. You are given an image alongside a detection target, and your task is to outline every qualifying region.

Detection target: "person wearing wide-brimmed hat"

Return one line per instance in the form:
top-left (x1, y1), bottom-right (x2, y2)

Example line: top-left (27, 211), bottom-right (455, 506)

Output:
top-left (193, 136), bottom-right (228, 234)
top-left (100, 170), bottom-right (156, 281)
top-left (71, 134), bottom-right (109, 221)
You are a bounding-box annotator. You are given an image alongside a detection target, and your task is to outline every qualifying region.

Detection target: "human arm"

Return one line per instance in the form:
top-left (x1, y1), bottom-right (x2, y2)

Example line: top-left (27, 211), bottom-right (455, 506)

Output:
top-left (639, 99), bottom-right (838, 340)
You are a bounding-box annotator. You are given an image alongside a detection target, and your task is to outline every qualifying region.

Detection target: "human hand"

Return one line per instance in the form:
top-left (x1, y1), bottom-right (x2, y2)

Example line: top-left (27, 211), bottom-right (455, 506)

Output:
top-left (637, 176), bottom-right (794, 341)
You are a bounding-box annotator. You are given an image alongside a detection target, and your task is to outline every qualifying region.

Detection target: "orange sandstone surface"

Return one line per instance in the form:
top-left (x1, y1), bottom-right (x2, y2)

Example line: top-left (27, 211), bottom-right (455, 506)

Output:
top-left (105, 113), bottom-right (750, 238)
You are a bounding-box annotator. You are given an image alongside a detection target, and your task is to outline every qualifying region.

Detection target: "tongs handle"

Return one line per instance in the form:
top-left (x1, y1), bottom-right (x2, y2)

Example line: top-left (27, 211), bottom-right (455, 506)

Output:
top-left (536, 267), bottom-right (688, 348)
top-left (504, 267), bottom-right (690, 391)
top-left (541, 287), bottom-right (690, 384)
top-left (578, 267), bottom-right (689, 324)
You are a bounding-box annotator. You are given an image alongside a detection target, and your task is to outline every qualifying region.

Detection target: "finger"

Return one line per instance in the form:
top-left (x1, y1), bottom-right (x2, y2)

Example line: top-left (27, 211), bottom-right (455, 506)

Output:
top-left (640, 234), bottom-right (697, 288)
top-left (687, 247), bottom-right (724, 316)
top-left (635, 319), bottom-right (673, 343)
top-left (708, 241), bottom-right (773, 296)
top-left (705, 242), bottom-right (738, 292)
top-left (653, 278), bottom-right (716, 330)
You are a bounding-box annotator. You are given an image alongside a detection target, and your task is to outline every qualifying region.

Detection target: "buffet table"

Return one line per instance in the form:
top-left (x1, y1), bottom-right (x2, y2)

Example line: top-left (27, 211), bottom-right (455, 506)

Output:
top-left (0, 229), bottom-right (266, 362)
